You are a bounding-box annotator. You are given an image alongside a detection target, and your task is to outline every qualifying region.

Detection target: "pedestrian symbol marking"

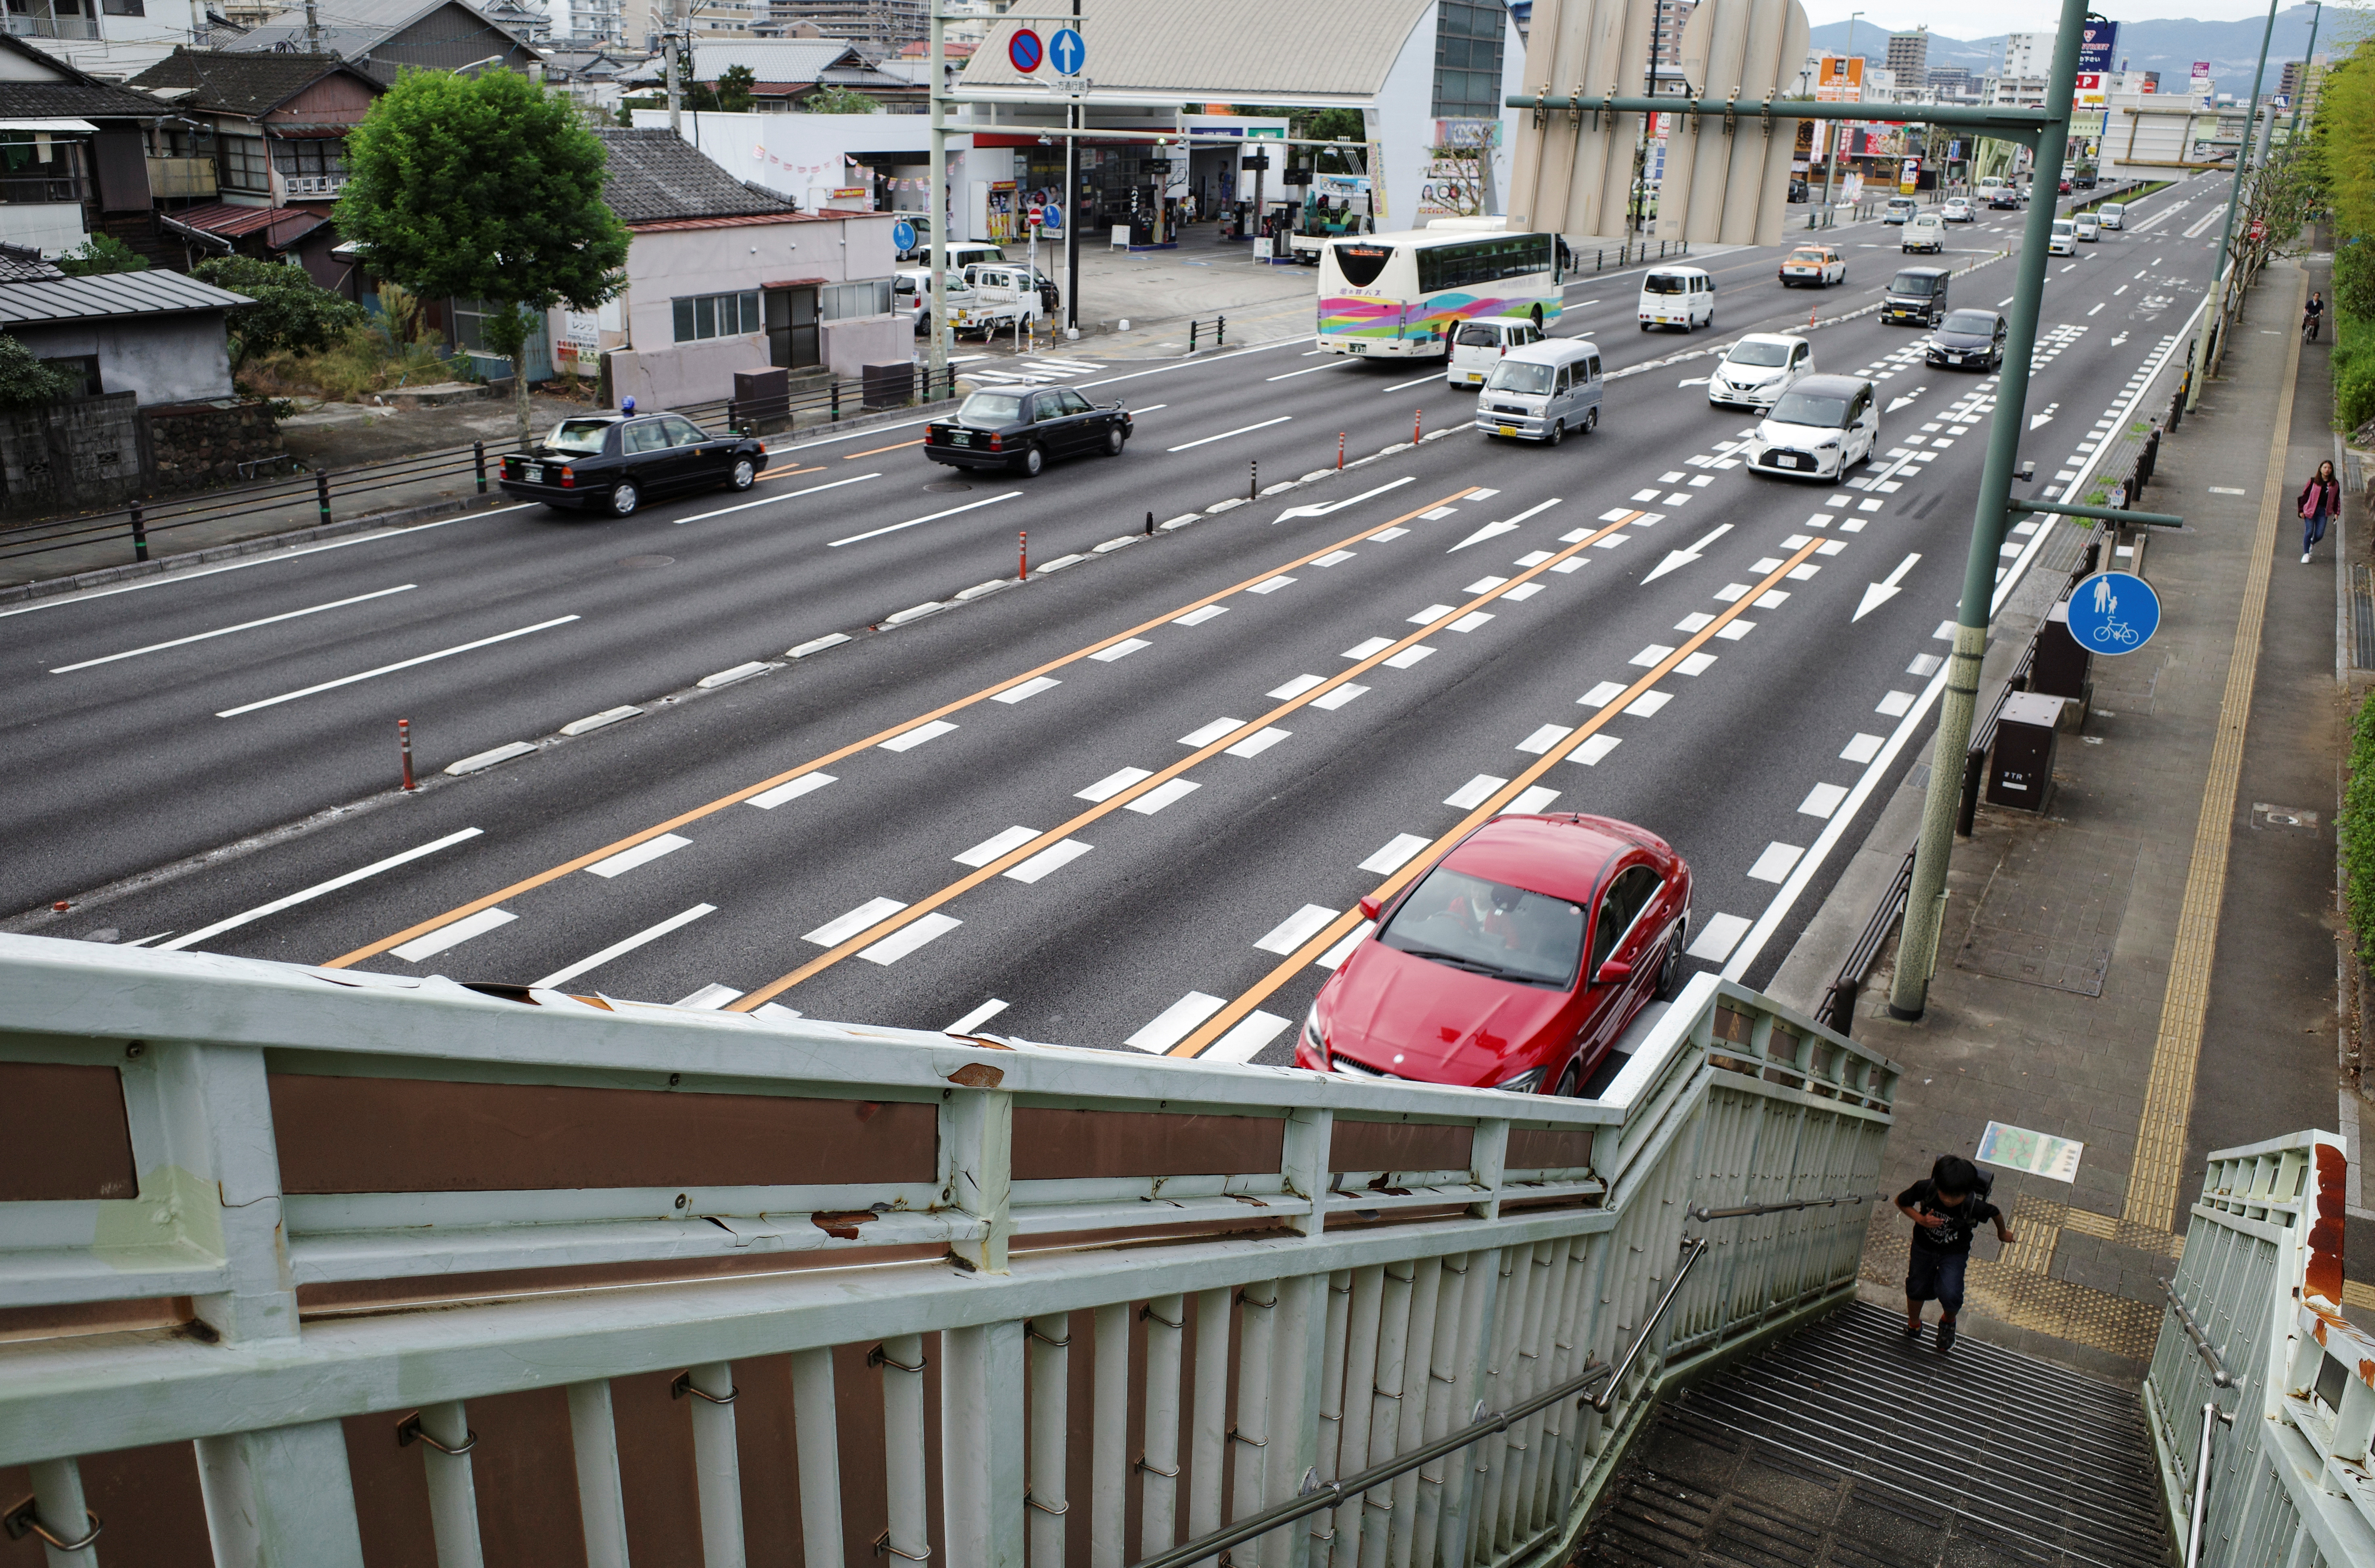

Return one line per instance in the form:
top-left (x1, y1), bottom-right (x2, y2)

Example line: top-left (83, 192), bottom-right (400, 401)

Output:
top-left (2065, 569), bottom-right (2158, 654)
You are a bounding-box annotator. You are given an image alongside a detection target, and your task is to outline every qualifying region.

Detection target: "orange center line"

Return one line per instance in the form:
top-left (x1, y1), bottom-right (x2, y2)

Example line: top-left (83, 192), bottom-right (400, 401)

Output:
top-left (845, 439), bottom-right (926, 459)
top-left (326, 485), bottom-right (1482, 971)
top-left (1167, 533), bottom-right (1834, 1060)
top-left (757, 464), bottom-right (828, 482)
top-left (726, 499), bottom-right (1636, 1011)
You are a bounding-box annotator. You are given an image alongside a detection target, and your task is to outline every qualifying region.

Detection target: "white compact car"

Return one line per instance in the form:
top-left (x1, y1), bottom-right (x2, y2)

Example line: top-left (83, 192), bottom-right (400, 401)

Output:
top-left (2098, 202), bottom-right (2126, 230)
top-left (1745, 375), bottom-right (1879, 481)
top-left (1941, 196), bottom-right (1974, 223)
top-left (1638, 267), bottom-right (1714, 331)
top-left (1708, 333), bottom-right (1813, 411)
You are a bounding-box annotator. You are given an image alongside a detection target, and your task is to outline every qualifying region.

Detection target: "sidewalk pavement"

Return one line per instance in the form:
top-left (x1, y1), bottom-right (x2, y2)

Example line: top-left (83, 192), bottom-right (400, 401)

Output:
top-left (1769, 255), bottom-right (2370, 1380)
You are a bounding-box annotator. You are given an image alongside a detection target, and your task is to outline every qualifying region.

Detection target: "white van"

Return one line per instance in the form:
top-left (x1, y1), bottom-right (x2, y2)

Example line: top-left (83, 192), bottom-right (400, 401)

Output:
top-left (2074, 212), bottom-right (2101, 242)
top-left (1639, 267), bottom-right (1714, 332)
top-left (2049, 218), bottom-right (2077, 256)
top-left (1475, 338), bottom-right (1602, 445)
top-left (1447, 318), bottom-right (1544, 386)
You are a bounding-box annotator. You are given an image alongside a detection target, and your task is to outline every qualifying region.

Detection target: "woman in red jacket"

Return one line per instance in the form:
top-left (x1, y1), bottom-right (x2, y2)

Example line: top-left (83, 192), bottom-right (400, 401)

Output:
top-left (2301, 459), bottom-right (2342, 564)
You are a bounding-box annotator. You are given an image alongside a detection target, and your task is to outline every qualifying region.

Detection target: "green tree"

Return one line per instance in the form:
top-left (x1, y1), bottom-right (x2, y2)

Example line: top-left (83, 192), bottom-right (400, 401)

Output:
top-left (56, 234), bottom-right (149, 276)
top-left (334, 68), bottom-right (629, 444)
top-left (191, 255), bottom-right (366, 367)
top-left (802, 85), bottom-right (878, 113)
top-left (0, 332), bottom-right (83, 409)
top-left (717, 63), bottom-right (756, 113)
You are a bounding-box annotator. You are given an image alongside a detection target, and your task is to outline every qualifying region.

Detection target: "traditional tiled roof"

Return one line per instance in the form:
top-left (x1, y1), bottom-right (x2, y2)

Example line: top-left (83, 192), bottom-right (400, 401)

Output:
top-left (127, 48), bottom-right (381, 118)
top-left (593, 128), bottom-right (800, 225)
top-left (0, 34), bottom-right (184, 121)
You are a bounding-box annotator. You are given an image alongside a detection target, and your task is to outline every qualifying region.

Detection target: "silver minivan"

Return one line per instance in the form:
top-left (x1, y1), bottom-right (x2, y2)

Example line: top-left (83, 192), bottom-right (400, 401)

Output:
top-left (1474, 338), bottom-right (1602, 445)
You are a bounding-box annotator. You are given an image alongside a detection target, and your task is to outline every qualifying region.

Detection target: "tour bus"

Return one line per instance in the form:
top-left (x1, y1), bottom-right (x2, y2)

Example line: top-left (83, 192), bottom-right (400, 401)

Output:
top-left (1316, 226), bottom-right (1563, 359)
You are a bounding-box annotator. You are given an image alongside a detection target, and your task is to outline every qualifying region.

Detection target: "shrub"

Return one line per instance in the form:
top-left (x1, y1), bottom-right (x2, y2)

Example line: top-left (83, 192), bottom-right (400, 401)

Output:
top-left (2345, 694), bottom-right (2375, 968)
top-left (56, 234), bottom-right (148, 276)
top-left (2336, 311), bottom-right (2375, 433)
top-left (0, 332), bottom-right (83, 408)
top-left (192, 256), bottom-right (366, 365)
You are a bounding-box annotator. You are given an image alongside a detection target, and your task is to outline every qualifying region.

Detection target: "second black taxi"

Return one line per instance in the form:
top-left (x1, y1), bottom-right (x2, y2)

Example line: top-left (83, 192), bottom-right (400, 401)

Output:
top-left (497, 408), bottom-right (769, 517)
top-left (924, 386), bottom-right (1132, 476)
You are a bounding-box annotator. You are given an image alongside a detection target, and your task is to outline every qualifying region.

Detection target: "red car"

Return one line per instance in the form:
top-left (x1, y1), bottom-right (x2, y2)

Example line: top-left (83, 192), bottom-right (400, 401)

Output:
top-left (1295, 814), bottom-right (1693, 1096)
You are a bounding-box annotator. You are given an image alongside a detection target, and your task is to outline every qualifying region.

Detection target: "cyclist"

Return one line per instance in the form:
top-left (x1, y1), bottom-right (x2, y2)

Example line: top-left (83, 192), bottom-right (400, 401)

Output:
top-left (2305, 291), bottom-right (2326, 344)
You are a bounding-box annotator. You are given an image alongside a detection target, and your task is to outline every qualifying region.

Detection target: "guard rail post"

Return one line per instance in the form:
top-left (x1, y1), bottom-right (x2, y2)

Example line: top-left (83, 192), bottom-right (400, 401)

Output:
top-left (473, 441), bottom-right (487, 495)
top-left (128, 504), bottom-right (146, 563)
top-left (1189, 319), bottom-right (1199, 353)
top-left (831, 380), bottom-right (841, 422)
top-left (314, 469), bottom-right (331, 527)
top-left (1216, 315), bottom-right (1225, 349)
top-left (727, 399), bottom-right (738, 434)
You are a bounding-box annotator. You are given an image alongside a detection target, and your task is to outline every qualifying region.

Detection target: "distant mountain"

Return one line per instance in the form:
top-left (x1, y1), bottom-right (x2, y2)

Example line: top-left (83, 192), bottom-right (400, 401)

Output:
top-left (1806, 6), bottom-right (2330, 94)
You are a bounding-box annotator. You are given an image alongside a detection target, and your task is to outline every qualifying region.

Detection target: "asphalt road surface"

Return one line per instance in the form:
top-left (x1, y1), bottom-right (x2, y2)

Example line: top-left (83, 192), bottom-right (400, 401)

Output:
top-left (2, 172), bottom-right (2225, 1068)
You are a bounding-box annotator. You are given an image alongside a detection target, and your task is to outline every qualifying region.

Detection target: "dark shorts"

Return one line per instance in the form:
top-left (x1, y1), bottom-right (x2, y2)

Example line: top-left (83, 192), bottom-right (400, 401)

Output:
top-left (1906, 1248), bottom-right (1968, 1310)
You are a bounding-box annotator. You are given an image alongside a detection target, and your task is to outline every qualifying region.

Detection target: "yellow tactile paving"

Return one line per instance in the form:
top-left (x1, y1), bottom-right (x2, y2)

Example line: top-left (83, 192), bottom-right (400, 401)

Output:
top-left (2122, 270), bottom-right (2308, 1236)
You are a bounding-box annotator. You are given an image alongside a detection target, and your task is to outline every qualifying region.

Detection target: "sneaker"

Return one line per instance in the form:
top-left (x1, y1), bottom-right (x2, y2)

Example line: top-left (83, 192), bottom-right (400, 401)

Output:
top-left (2305, 553), bottom-right (2314, 564)
top-left (1903, 1319), bottom-right (1922, 1346)
top-left (1936, 1321), bottom-right (1958, 1352)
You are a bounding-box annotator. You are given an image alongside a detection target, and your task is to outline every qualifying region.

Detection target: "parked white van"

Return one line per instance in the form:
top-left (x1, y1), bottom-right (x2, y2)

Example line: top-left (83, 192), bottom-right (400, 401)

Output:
top-left (1638, 267), bottom-right (1714, 331)
top-left (1474, 338), bottom-right (1602, 445)
top-left (1447, 318), bottom-right (1545, 387)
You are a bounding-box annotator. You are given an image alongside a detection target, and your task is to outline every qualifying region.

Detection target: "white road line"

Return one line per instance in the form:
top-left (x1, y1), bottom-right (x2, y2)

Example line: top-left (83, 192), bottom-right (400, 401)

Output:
top-left (1570, 734), bottom-right (1621, 765)
top-left (215, 616), bottom-right (579, 717)
top-left (1446, 774), bottom-right (1507, 808)
top-left (0, 505), bottom-right (532, 622)
top-left (948, 998), bottom-right (1010, 1034)
top-left (586, 833), bottom-right (692, 879)
top-left (1207, 1011), bottom-right (1293, 1063)
top-left (805, 896), bottom-right (906, 947)
top-left (1269, 674), bottom-right (1326, 699)
top-left (1174, 605), bottom-right (1228, 626)
top-left (391, 905), bottom-right (516, 963)
top-left (1316, 924), bottom-right (1371, 969)
top-left (1091, 638), bottom-right (1151, 662)
top-left (1687, 913), bottom-right (1751, 962)
top-left (1360, 833), bottom-right (1433, 874)
top-left (956, 825), bottom-right (1040, 867)
top-left (1344, 637), bottom-right (1394, 659)
top-left (1168, 415), bottom-right (1292, 452)
top-left (995, 675), bottom-right (1062, 704)
top-left (1747, 843), bottom-right (1804, 883)
top-left (1267, 361), bottom-right (1354, 381)
top-left (828, 491), bottom-right (1022, 547)
top-left (1502, 784), bottom-right (1560, 816)
top-left (859, 912), bottom-right (962, 965)
top-left (1227, 727), bottom-right (1291, 757)
top-left (1313, 683), bottom-right (1367, 710)
top-left (531, 903), bottom-right (715, 989)
top-left (1798, 782), bottom-right (1850, 818)
top-left (1384, 371), bottom-right (1446, 391)
top-left (1127, 778), bottom-right (1201, 814)
top-left (880, 719), bottom-right (957, 752)
top-left (1127, 991), bottom-right (1227, 1052)
top-left (750, 773), bottom-right (835, 808)
top-left (1258, 904), bottom-right (1340, 954)
top-left (49, 584), bottom-right (417, 673)
top-left (1518, 724), bottom-right (1573, 754)
top-left (1006, 838), bottom-right (1092, 883)
top-left (677, 472), bottom-right (882, 525)
top-left (1078, 766), bottom-right (1152, 802)
top-left (674, 984), bottom-right (743, 1010)
top-left (1840, 733), bottom-right (1886, 764)
top-left (1180, 717), bottom-right (1244, 747)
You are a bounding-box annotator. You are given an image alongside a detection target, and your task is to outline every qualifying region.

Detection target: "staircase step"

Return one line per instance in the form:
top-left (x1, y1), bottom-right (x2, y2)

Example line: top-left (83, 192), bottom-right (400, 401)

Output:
top-left (1575, 1302), bottom-right (2170, 1568)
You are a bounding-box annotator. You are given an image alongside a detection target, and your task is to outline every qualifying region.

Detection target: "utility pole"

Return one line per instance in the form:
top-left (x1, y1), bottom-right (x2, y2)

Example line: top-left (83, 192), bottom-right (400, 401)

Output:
top-left (665, 0), bottom-right (686, 135)
top-left (303, 0), bottom-right (322, 52)
top-left (1887, 0), bottom-right (2090, 1021)
top-left (2189, 0), bottom-right (2280, 409)
top-left (1819, 10), bottom-right (1862, 218)
top-left (1064, 0), bottom-right (1079, 336)
top-left (926, 2), bottom-right (948, 392)
top-left (2287, 1), bottom-right (2322, 138)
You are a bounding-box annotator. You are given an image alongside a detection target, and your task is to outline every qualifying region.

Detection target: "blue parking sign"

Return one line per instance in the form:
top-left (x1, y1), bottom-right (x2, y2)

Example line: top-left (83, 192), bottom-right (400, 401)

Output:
top-left (2066, 570), bottom-right (2159, 654)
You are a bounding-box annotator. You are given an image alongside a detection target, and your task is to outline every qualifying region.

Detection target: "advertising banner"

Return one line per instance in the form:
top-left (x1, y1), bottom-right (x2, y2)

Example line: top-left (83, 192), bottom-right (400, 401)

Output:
top-left (2078, 19), bottom-right (2118, 74)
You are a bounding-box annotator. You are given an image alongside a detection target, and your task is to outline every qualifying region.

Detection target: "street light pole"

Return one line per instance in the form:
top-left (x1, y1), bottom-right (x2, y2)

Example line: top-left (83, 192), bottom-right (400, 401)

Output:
top-left (927, 5), bottom-right (948, 395)
top-left (2288, 1), bottom-right (2322, 138)
top-left (2189, 0), bottom-right (2281, 409)
top-left (1886, 0), bottom-right (2091, 1021)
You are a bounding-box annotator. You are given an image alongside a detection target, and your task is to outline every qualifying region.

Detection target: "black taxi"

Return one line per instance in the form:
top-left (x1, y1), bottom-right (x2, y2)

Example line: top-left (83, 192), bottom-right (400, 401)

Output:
top-left (924, 386), bottom-right (1132, 476)
top-left (497, 409), bottom-right (769, 517)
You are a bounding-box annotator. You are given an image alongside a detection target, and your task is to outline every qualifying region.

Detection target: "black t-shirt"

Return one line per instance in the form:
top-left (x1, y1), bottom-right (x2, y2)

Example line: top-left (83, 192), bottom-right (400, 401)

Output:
top-left (1898, 1179), bottom-right (2000, 1255)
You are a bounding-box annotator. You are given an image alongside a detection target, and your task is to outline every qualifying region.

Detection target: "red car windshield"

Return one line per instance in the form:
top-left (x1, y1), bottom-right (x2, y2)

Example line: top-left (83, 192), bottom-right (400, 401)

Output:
top-left (1378, 865), bottom-right (1586, 987)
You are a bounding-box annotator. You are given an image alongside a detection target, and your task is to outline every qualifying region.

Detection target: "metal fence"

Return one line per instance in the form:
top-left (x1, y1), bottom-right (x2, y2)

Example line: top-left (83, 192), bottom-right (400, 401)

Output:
top-left (0, 934), bottom-right (1895, 1568)
top-left (2145, 1130), bottom-right (2369, 1568)
top-left (0, 368), bottom-right (963, 574)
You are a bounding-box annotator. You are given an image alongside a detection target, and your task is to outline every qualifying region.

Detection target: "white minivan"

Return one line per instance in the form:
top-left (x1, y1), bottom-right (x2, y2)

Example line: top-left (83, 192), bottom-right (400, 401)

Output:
top-left (1447, 318), bottom-right (1544, 387)
top-left (2097, 202), bottom-right (2126, 230)
top-left (1639, 267), bottom-right (1714, 331)
top-left (2049, 218), bottom-right (2077, 256)
top-left (2074, 212), bottom-right (2101, 242)
top-left (1474, 338), bottom-right (1602, 445)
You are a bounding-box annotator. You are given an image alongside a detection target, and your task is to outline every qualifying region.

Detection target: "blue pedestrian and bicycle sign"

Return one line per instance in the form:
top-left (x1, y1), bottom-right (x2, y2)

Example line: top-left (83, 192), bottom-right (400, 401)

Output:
top-left (1007, 27), bottom-right (1043, 71)
top-left (1050, 27), bottom-right (1086, 74)
top-left (1040, 202), bottom-right (1062, 233)
top-left (890, 219), bottom-right (916, 253)
top-left (2066, 570), bottom-right (2160, 654)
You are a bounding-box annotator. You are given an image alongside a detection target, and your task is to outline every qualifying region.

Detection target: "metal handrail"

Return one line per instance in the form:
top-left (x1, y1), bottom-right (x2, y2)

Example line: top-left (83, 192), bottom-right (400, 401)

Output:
top-left (1688, 1192), bottom-right (1881, 1223)
top-left (2184, 1399), bottom-right (2234, 1568)
top-left (1127, 1237), bottom-right (1713, 1568)
top-left (2162, 1277), bottom-right (2236, 1388)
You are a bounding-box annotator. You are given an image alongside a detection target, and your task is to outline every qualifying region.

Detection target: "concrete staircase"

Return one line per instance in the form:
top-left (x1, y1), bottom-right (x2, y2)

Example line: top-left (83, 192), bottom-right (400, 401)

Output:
top-left (1576, 1302), bottom-right (2170, 1567)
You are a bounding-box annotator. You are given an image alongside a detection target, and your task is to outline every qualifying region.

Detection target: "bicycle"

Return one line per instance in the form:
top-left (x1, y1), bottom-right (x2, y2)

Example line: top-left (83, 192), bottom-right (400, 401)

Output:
top-left (2305, 310), bottom-right (2323, 345)
top-left (2089, 620), bottom-right (2141, 648)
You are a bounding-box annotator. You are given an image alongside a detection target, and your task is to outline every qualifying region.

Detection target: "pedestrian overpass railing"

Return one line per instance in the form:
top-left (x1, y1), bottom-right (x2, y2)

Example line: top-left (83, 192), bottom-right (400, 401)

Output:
top-left (0, 933), bottom-right (1896, 1568)
top-left (2148, 1129), bottom-right (2375, 1566)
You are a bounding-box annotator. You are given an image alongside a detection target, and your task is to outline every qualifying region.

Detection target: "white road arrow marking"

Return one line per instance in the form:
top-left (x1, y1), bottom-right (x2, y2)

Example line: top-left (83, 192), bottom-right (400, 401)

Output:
top-left (1271, 476), bottom-right (1415, 524)
top-left (1448, 498), bottom-right (1561, 551)
top-left (1885, 385), bottom-right (1928, 413)
top-left (2028, 402), bottom-right (2059, 430)
top-left (2109, 331), bottom-right (2129, 345)
top-left (1641, 523), bottom-right (1732, 585)
top-left (1854, 553), bottom-right (1921, 622)
top-left (1679, 376), bottom-right (1712, 386)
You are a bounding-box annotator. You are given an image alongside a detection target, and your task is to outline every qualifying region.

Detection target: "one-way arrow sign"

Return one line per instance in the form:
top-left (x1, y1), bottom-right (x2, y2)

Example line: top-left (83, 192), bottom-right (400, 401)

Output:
top-left (1641, 523), bottom-right (1731, 584)
top-left (1854, 552), bottom-right (1921, 621)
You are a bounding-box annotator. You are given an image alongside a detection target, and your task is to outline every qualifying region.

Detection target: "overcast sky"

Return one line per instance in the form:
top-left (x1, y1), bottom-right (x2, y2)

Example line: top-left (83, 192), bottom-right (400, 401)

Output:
top-left (1801, 0), bottom-right (2311, 34)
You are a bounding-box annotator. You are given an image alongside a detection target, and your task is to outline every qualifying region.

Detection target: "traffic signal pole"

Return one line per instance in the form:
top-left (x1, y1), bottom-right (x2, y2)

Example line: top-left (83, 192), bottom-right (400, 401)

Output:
top-left (1885, 0), bottom-right (2088, 1020)
top-left (2189, 0), bottom-right (2282, 409)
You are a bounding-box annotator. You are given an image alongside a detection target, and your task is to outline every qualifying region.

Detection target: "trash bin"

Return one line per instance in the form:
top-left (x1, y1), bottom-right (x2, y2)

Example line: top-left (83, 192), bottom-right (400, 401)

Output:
top-left (2029, 599), bottom-right (2091, 727)
top-left (1986, 691), bottom-right (2068, 812)
top-left (732, 367), bottom-right (789, 433)
top-left (862, 361), bottom-right (916, 410)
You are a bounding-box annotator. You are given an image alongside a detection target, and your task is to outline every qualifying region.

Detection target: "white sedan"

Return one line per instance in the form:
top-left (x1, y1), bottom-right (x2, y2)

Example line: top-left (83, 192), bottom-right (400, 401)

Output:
top-left (1941, 196), bottom-right (1974, 223)
top-left (1708, 332), bottom-right (1813, 411)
